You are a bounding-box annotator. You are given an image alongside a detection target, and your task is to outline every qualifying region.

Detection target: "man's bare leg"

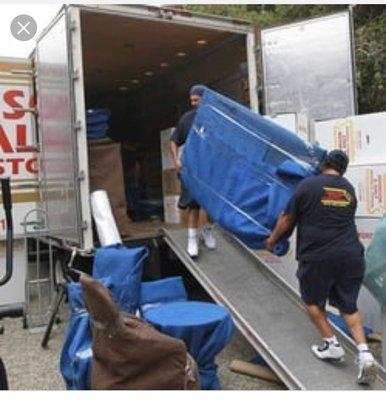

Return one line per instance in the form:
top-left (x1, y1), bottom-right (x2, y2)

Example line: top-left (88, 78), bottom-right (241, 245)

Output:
top-left (305, 305), bottom-right (334, 338)
top-left (341, 311), bottom-right (366, 345)
top-left (186, 208), bottom-right (199, 257)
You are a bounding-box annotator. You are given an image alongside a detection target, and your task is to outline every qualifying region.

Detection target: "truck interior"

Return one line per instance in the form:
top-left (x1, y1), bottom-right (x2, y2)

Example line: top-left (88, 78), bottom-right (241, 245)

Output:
top-left (80, 10), bottom-right (249, 239)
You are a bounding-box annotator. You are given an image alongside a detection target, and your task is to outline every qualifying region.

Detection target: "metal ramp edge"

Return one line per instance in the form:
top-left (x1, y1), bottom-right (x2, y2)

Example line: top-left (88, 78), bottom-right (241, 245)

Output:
top-left (162, 227), bottom-right (386, 390)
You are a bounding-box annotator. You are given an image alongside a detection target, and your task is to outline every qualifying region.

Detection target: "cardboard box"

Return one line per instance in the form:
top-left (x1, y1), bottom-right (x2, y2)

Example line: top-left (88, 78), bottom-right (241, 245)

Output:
top-left (346, 164), bottom-right (386, 217)
top-left (314, 112), bottom-right (386, 164)
top-left (163, 195), bottom-right (181, 224)
top-left (162, 169), bottom-right (181, 196)
top-left (160, 128), bottom-right (175, 171)
top-left (355, 217), bottom-right (380, 248)
top-left (271, 113), bottom-right (310, 143)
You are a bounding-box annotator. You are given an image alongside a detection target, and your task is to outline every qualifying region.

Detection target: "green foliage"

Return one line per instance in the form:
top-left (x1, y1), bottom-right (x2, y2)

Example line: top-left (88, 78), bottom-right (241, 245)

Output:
top-left (185, 4), bottom-right (386, 113)
top-left (354, 7), bottom-right (386, 113)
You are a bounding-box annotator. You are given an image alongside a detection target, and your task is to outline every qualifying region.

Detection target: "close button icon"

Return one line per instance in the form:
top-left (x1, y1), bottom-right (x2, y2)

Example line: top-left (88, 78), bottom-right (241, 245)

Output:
top-left (10, 14), bottom-right (37, 41)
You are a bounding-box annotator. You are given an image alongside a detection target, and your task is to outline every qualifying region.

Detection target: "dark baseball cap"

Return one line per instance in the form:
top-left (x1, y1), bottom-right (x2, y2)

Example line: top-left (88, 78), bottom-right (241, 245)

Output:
top-left (189, 84), bottom-right (206, 97)
top-left (326, 149), bottom-right (349, 172)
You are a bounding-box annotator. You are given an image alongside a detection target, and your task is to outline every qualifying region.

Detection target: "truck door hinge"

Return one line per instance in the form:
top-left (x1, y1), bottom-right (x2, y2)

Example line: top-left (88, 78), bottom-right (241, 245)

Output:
top-left (81, 221), bottom-right (88, 230)
top-left (77, 170), bottom-right (85, 181)
top-left (69, 19), bottom-right (77, 31)
top-left (71, 69), bottom-right (79, 80)
top-left (73, 120), bottom-right (82, 131)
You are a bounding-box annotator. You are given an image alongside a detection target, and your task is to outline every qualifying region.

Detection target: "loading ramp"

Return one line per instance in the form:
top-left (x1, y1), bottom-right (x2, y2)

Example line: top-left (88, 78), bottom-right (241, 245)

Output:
top-left (163, 227), bottom-right (386, 390)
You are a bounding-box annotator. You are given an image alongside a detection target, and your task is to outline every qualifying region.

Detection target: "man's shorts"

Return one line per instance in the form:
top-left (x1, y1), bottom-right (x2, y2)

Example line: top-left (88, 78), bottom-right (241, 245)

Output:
top-left (178, 178), bottom-right (200, 210)
top-left (297, 256), bottom-right (365, 314)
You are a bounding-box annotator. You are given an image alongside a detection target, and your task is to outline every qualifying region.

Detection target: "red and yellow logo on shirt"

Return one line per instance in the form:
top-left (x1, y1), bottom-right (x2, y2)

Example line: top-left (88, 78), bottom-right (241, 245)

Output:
top-left (321, 187), bottom-right (352, 207)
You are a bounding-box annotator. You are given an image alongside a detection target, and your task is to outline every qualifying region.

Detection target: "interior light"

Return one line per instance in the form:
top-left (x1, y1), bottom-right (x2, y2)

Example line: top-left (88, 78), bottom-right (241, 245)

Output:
top-left (160, 62), bottom-right (169, 68)
top-left (131, 79), bottom-right (140, 84)
top-left (144, 71), bottom-right (155, 76)
top-left (197, 39), bottom-right (208, 45)
top-left (176, 52), bottom-right (187, 58)
top-left (118, 86), bottom-right (129, 92)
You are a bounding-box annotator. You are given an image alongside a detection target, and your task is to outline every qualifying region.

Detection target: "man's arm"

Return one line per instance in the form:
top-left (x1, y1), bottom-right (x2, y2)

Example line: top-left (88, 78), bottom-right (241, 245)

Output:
top-left (266, 212), bottom-right (295, 252)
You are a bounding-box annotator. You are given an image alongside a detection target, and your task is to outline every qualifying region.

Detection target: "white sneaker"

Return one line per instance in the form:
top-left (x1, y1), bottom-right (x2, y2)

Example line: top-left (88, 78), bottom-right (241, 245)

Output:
top-left (357, 351), bottom-right (377, 385)
top-left (201, 226), bottom-right (216, 250)
top-left (311, 340), bottom-right (345, 362)
top-left (187, 236), bottom-right (199, 258)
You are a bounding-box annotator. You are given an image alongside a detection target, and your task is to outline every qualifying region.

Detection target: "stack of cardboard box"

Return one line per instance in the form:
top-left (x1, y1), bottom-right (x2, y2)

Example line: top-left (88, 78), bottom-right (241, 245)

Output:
top-left (315, 112), bottom-right (386, 218)
top-left (160, 128), bottom-right (181, 224)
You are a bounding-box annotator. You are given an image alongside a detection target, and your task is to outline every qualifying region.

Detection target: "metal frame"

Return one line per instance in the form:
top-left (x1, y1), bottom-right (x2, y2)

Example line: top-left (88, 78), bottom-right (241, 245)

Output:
top-left (75, 4), bottom-right (252, 34)
top-left (66, 7), bottom-right (93, 250)
top-left (34, 6), bottom-right (91, 248)
top-left (246, 31), bottom-right (259, 112)
top-left (25, 237), bottom-right (56, 329)
top-left (348, 5), bottom-right (358, 115)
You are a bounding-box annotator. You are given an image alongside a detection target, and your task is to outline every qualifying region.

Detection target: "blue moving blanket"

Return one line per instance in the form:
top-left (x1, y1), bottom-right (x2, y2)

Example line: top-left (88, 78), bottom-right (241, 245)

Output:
top-left (180, 88), bottom-right (326, 253)
top-left (60, 245), bottom-right (148, 390)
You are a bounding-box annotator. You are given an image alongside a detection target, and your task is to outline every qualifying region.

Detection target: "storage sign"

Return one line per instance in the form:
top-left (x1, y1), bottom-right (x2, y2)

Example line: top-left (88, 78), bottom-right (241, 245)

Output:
top-left (0, 66), bottom-right (40, 238)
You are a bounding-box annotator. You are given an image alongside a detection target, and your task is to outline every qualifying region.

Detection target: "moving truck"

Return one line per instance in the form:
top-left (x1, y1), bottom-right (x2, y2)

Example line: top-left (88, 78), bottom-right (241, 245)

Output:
top-left (29, 4), bottom-right (259, 249)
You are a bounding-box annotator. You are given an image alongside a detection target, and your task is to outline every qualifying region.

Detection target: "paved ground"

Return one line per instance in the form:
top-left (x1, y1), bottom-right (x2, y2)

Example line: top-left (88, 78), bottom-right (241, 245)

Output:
top-left (0, 313), bottom-right (284, 390)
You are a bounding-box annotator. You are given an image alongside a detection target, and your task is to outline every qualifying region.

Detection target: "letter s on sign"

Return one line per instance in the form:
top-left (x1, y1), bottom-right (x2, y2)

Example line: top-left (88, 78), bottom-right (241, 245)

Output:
top-left (3, 90), bottom-right (25, 119)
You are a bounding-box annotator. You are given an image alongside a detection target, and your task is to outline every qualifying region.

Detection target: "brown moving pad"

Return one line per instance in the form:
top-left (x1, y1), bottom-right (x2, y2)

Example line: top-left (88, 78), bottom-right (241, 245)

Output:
top-left (88, 139), bottom-right (132, 237)
top-left (80, 273), bottom-right (200, 390)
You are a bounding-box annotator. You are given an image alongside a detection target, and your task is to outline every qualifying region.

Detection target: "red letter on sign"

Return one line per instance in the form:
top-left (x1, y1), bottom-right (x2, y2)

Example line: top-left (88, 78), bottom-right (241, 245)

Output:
top-left (7, 158), bottom-right (23, 174)
top-left (3, 90), bottom-right (24, 119)
top-left (26, 157), bottom-right (38, 174)
top-left (16, 125), bottom-right (37, 152)
top-left (0, 126), bottom-right (14, 153)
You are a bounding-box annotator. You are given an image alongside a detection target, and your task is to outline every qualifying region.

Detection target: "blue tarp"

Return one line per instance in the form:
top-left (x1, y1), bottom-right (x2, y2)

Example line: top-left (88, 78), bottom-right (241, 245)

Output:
top-left (180, 88), bottom-right (326, 254)
top-left (60, 245), bottom-right (148, 390)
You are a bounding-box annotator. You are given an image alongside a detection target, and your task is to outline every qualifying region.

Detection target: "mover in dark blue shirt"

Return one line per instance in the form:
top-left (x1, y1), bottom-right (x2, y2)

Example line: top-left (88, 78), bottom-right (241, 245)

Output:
top-left (170, 85), bottom-right (216, 258)
top-left (266, 150), bottom-right (376, 385)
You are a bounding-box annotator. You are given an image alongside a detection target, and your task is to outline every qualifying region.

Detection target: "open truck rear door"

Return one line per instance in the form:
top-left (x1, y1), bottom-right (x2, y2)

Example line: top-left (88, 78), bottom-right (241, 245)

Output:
top-left (35, 6), bottom-right (92, 249)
